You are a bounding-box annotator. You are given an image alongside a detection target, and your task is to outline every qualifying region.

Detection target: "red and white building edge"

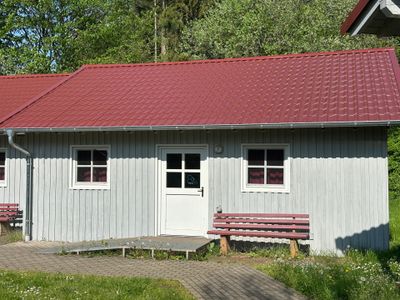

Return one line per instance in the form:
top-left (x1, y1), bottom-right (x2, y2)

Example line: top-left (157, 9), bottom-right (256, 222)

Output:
top-left (0, 48), bottom-right (399, 254)
top-left (341, 0), bottom-right (400, 36)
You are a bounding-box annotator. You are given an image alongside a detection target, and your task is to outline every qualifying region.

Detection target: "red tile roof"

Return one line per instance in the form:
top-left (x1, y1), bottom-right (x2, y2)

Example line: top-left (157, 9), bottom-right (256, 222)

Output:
top-left (1, 48), bottom-right (400, 130)
top-left (0, 73), bottom-right (69, 123)
top-left (341, 0), bottom-right (370, 35)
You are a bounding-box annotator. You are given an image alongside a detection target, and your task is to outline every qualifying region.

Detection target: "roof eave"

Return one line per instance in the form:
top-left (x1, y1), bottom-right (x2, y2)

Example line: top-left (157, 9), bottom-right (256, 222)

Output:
top-left (1, 121), bottom-right (397, 133)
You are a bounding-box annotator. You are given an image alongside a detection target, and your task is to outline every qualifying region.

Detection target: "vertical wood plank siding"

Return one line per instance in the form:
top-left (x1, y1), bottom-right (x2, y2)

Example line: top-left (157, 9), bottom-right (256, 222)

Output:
top-left (0, 127), bottom-right (389, 253)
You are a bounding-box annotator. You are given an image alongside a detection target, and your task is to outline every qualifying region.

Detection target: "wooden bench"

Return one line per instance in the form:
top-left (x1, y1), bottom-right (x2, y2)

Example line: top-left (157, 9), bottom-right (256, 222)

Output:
top-left (207, 213), bottom-right (310, 257)
top-left (0, 203), bottom-right (20, 236)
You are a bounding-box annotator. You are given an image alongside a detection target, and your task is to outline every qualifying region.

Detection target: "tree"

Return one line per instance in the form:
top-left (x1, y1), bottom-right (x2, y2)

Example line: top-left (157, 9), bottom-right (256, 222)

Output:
top-left (157, 0), bottom-right (216, 61)
top-left (0, 0), bottom-right (107, 74)
top-left (60, 0), bottom-right (155, 71)
top-left (0, 0), bottom-right (216, 74)
top-left (181, 0), bottom-right (396, 59)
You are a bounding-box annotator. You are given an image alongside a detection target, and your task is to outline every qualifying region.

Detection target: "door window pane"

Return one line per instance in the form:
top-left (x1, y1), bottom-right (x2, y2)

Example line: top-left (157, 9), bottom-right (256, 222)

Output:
top-left (248, 168), bottom-right (264, 184)
top-left (77, 150), bottom-right (91, 165)
top-left (248, 150), bottom-right (264, 166)
top-left (93, 167), bottom-right (107, 182)
top-left (267, 149), bottom-right (284, 166)
top-left (267, 168), bottom-right (284, 184)
top-left (167, 154), bottom-right (182, 169)
top-left (185, 172), bottom-right (200, 188)
top-left (93, 150), bottom-right (108, 165)
top-left (185, 154), bottom-right (200, 169)
top-left (77, 167), bottom-right (91, 182)
top-left (0, 167), bottom-right (4, 181)
top-left (167, 172), bottom-right (182, 187)
top-left (0, 152), bottom-right (5, 166)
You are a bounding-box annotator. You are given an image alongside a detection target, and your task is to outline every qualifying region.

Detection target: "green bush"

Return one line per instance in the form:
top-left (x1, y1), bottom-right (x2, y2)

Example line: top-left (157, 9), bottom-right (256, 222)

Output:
top-left (260, 258), bottom-right (399, 299)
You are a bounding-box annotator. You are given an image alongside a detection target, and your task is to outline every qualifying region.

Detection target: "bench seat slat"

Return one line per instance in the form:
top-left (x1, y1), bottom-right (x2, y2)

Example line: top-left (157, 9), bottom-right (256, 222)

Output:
top-left (0, 203), bottom-right (19, 207)
top-left (207, 230), bottom-right (309, 240)
top-left (0, 217), bottom-right (16, 222)
top-left (214, 213), bottom-right (309, 218)
top-left (213, 223), bottom-right (310, 231)
top-left (0, 212), bottom-right (19, 216)
top-left (213, 218), bottom-right (309, 225)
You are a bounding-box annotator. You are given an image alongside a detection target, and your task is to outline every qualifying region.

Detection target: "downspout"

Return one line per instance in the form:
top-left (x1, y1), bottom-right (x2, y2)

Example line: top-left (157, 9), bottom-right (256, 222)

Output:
top-left (6, 129), bottom-right (32, 241)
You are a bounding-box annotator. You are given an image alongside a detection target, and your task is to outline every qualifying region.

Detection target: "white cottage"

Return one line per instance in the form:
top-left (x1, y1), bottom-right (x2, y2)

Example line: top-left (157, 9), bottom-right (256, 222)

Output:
top-left (0, 48), bottom-right (399, 253)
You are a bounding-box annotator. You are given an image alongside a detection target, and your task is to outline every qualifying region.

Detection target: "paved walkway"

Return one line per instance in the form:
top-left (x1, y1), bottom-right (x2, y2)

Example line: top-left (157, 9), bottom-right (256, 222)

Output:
top-left (0, 242), bottom-right (305, 300)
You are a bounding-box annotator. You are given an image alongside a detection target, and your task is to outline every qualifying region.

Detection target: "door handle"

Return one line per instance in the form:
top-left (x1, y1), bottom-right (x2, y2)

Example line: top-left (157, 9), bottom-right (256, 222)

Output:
top-left (198, 187), bottom-right (204, 197)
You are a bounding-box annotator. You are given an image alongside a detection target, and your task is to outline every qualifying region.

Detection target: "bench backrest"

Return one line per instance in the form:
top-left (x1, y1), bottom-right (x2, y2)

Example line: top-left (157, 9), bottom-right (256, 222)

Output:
top-left (0, 203), bottom-right (20, 221)
top-left (211, 212), bottom-right (310, 239)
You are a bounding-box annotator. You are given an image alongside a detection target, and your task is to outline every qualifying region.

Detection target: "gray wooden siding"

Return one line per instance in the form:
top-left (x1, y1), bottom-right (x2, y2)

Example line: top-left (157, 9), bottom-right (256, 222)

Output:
top-left (0, 135), bottom-right (27, 208)
top-left (0, 127), bottom-right (389, 253)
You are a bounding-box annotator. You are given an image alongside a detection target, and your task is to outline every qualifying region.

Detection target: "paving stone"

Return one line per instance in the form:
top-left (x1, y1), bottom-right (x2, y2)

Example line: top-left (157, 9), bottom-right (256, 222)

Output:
top-left (0, 241), bottom-right (305, 300)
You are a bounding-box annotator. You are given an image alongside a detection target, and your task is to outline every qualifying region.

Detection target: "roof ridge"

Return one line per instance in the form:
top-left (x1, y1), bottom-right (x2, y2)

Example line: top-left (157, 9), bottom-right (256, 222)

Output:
top-left (0, 69), bottom-right (80, 127)
top-left (0, 73), bottom-right (69, 80)
top-left (83, 48), bottom-right (395, 69)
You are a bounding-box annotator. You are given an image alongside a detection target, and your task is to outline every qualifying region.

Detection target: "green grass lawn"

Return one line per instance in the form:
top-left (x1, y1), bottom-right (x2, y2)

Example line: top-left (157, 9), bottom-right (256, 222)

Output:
top-left (257, 199), bottom-right (400, 300)
top-left (0, 270), bottom-right (194, 300)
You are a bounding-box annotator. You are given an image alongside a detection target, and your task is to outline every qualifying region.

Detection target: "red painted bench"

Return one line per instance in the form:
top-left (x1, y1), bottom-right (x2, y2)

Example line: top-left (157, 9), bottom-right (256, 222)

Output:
top-left (207, 213), bottom-right (310, 257)
top-left (0, 203), bottom-right (20, 235)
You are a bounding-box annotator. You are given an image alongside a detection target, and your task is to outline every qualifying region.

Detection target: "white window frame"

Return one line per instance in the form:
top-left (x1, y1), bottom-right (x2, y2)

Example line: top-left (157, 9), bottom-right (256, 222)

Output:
top-left (0, 148), bottom-right (7, 188)
top-left (70, 145), bottom-right (110, 190)
top-left (241, 144), bottom-right (290, 193)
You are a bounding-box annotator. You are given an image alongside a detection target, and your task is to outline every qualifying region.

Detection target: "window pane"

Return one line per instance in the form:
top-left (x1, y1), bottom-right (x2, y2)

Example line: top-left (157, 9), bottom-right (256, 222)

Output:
top-left (267, 168), bottom-right (284, 184)
top-left (185, 154), bottom-right (200, 169)
top-left (93, 167), bottom-right (107, 182)
top-left (267, 149), bottom-right (284, 166)
top-left (167, 172), bottom-right (181, 187)
top-left (248, 168), bottom-right (264, 184)
top-left (167, 154), bottom-right (182, 169)
top-left (0, 152), bottom-right (5, 166)
top-left (0, 167), bottom-right (4, 181)
top-left (93, 150), bottom-right (107, 165)
top-left (185, 172), bottom-right (200, 188)
top-left (77, 167), bottom-right (91, 182)
top-left (77, 150), bottom-right (91, 165)
top-left (248, 149), bottom-right (264, 166)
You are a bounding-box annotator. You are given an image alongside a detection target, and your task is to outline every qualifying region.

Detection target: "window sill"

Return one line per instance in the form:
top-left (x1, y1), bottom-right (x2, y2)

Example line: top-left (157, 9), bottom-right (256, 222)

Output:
top-left (241, 186), bottom-right (290, 193)
top-left (70, 184), bottom-right (110, 190)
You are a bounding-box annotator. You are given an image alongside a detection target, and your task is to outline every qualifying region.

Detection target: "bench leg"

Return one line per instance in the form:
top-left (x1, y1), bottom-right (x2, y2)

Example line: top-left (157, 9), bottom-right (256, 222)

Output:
top-left (290, 239), bottom-right (299, 258)
top-left (0, 222), bottom-right (12, 236)
top-left (220, 236), bottom-right (230, 255)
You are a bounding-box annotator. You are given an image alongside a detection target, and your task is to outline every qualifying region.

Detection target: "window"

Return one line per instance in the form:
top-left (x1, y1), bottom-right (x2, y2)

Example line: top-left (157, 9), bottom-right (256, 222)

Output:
top-left (242, 145), bottom-right (290, 192)
top-left (166, 153), bottom-right (201, 189)
top-left (0, 149), bottom-right (6, 187)
top-left (71, 146), bottom-right (110, 189)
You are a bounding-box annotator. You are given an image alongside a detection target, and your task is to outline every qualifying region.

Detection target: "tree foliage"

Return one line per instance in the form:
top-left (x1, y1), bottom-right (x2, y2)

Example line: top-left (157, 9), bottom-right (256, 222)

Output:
top-left (0, 0), bottom-right (106, 74)
top-left (181, 0), bottom-right (396, 59)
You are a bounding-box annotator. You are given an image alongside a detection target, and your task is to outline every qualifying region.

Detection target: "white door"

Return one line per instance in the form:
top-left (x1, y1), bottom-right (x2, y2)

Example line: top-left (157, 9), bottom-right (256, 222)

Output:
top-left (159, 146), bottom-right (208, 236)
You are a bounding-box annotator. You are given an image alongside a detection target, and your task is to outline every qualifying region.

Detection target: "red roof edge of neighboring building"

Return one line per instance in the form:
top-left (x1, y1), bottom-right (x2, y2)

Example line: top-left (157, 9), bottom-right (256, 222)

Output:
top-left (341, 0), bottom-right (370, 34)
top-left (0, 72), bottom-right (73, 126)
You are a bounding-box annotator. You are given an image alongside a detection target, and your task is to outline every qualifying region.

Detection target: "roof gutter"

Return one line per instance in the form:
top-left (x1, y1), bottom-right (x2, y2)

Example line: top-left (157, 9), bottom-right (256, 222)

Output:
top-left (2, 120), bottom-right (397, 133)
top-left (6, 129), bottom-right (32, 241)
